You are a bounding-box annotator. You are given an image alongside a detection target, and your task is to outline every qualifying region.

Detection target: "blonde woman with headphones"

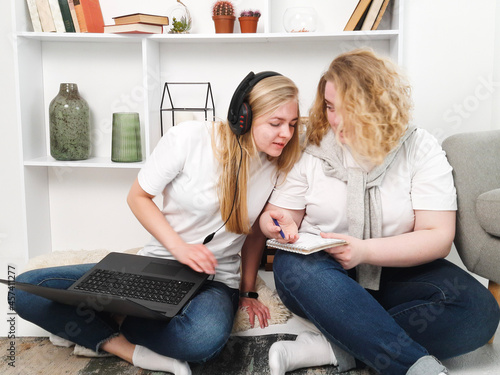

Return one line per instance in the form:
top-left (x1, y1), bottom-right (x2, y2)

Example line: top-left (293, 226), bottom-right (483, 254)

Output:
top-left (14, 72), bottom-right (302, 374)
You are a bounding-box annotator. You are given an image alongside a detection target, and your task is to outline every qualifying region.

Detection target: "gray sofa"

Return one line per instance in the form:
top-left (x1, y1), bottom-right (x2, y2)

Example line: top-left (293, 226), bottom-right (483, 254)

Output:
top-left (442, 130), bottom-right (500, 341)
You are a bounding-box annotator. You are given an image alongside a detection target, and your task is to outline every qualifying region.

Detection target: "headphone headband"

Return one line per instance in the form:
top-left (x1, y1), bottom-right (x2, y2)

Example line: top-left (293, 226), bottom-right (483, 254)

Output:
top-left (227, 71), bottom-right (282, 136)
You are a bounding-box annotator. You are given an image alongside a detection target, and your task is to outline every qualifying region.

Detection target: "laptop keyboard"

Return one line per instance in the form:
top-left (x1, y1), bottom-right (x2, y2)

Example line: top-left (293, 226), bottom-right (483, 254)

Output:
top-left (74, 269), bottom-right (195, 305)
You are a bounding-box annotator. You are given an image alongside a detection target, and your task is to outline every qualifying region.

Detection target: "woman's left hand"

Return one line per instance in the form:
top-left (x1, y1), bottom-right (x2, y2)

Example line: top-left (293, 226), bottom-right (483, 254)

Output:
top-left (320, 232), bottom-right (368, 269)
top-left (239, 297), bottom-right (271, 329)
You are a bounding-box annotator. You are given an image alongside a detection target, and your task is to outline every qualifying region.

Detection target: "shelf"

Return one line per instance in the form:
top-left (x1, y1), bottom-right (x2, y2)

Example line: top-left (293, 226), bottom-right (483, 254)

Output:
top-left (24, 156), bottom-right (145, 169)
top-left (12, 0), bottom-right (402, 262)
top-left (17, 30), bottom-right (399, 44)
top-left (16, 32), bottom-right (146, 43)
top-left (151, 31), bottom-right (400, 43)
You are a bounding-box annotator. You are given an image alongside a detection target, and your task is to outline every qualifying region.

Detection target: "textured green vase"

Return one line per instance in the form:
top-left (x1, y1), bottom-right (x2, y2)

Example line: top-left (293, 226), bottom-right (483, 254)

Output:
top-left (49, 83), bottom-right (90, 161)
top-left (111, 112), bottom-right (142, 162)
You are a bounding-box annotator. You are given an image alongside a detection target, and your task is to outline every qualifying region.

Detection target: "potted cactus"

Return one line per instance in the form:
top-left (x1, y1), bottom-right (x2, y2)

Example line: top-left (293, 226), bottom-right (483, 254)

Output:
top-left (238, 10), bottom-right (261, 33)
top-left (212, 1), bottom-right (235, 33)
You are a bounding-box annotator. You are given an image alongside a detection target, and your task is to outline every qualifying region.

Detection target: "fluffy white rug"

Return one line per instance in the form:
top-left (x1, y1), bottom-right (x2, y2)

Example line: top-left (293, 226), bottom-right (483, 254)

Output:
top-left (22, 249), bottom-right (291, 334)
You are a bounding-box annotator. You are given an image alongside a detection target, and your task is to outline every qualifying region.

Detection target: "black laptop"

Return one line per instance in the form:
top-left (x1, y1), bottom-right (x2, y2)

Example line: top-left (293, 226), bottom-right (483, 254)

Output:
top-left (1, 252), bottom-right (209, 321)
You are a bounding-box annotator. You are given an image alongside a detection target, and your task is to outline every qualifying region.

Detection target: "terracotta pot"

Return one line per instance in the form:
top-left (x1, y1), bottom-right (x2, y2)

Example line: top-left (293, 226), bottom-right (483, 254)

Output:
top-left (238, 17), bottom-right (259, 33)
top-left (212, 15), bottom-right (235, 33)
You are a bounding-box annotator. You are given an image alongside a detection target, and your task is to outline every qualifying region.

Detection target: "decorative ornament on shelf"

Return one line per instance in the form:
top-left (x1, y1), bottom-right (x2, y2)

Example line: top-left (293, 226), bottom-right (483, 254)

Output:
top-left (49, 83), bottom-right (90, 161)
top-left (212, 1), bottom-right (235, 34)
top-left (111, 112), bottom-right (142, 163)
top-left (168, 0), bottom-right (192, 34)
top-left (283, 7), bottom-right (318, 33)
top-left (238, 10), bottom-right (261, 33)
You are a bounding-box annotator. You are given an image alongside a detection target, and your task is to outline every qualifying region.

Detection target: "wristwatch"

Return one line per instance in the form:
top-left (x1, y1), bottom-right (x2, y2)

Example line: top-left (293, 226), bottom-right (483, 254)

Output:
top-left (239, 291), bottom-right (259, 299)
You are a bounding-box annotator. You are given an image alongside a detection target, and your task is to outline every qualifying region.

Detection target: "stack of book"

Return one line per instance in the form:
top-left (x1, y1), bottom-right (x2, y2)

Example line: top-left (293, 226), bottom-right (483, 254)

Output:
top-left (344, 0), bottom-right (391, 31)
top-left (26, 0), bottom-right (105, 33)
top-left (104, 13), bottom-right (170, 34)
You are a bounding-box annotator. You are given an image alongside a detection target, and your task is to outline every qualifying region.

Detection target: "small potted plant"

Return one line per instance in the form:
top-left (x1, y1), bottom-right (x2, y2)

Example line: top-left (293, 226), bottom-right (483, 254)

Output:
top-left (169, 16), bottom-right (192, 34)
top-left (168, 0), bottom-right (192, 34)
top-left (238, 10), bottom-right (261, 33)
top-left (212, 1), bottom-right (235, 33)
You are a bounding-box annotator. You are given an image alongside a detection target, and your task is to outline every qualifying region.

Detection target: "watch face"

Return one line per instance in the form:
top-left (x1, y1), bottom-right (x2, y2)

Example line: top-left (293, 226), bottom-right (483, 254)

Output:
top-left (248, 292), bottom-right (258, 299)
top-left (241, 291), bottom-right (259, 299)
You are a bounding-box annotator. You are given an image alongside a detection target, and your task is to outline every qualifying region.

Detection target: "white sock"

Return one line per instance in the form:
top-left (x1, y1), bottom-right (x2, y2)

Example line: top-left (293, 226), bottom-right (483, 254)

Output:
top-left (49, 334), bottom-right (75, 348)
top-left (132, 345), bottom-right (191, 375)
top-left (73, 344), bottom-right (113, 358)
top-left (269, 331), bottom-right (337, 375)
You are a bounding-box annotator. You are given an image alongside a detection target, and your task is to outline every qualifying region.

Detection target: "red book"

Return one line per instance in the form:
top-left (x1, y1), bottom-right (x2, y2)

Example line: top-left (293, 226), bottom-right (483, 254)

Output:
top-left (74, 0), bottom-right (104, 33)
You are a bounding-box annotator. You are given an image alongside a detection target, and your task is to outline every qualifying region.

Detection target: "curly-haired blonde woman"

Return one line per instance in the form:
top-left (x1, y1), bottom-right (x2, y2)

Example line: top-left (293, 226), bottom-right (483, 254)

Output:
top-left (260, 49), bottom-right (500, 375)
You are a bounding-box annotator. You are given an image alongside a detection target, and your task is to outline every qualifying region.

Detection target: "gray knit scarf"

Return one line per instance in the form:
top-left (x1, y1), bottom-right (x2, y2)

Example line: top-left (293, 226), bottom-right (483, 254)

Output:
top-left (305, 126), bottom-right (417, 290)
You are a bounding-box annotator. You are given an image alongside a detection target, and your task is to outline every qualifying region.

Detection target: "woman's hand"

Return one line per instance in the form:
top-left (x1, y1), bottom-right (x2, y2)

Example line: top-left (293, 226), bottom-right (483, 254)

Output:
top-left (322, 211), bottom-right (456, 269)
top-left (239, 297), bottom-right (271, 329)
top-left (261, 209), bottom-right (299, 243)
top-left (169, 243), bottom-right (218, 275)
top-left (320, 232), bottom-right (368, 270)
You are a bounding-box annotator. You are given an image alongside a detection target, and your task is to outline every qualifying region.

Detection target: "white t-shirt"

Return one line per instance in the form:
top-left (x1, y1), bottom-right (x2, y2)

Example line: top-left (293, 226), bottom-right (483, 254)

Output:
top-left (137, 121), bottom-right (278, 289)
top-left (269, 128), bottom-right (457, 238)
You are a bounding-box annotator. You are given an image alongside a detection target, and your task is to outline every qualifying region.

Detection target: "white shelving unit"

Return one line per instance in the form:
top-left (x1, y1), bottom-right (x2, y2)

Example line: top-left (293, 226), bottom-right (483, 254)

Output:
top-left (12, 0), bottom-right (402, 259)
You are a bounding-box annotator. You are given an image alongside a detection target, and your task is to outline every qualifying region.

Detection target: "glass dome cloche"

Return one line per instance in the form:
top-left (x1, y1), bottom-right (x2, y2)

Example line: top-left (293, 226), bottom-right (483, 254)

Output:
top-left (283, 7), bottom-right (318, 33)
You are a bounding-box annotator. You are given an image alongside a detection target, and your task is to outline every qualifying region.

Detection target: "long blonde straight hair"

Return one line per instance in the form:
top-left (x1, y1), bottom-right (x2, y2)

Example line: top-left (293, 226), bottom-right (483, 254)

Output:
top-left (214, 75), bottom-right (301, 234)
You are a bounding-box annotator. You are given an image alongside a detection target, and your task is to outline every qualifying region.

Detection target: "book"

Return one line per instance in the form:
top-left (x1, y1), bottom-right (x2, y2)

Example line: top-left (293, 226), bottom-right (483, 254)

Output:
top-left (361, 0), bottom-right (385, 31)
top-left (57, 0), bottom-right (76, 32)
top-left (344, 0), bottom-right (372, 31)
top-left (25, 0), bottom-right (43, 32)
top-left (47, 0), bottom-right (66, 32)
top-left (67, 0), bottom-right (81, 32)
top-left (35, 0), bottom-right (56, 32)
top-left (113, 13), bottom-right (169, 26)
top-left (266, 233), bottom-right (347, 255)
top-left (74, 0), bottom-right (104, 33)
top-left (104, 22), bottom-right (165, 34)
top-left (371, 0), bottom-right (391, 30)
top-left (73, 0), bottom-right (87, 31)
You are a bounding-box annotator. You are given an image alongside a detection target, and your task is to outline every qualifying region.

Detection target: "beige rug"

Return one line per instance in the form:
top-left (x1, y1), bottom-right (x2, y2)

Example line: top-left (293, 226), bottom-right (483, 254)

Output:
top-left (0, 336), bottom-right (373, 375)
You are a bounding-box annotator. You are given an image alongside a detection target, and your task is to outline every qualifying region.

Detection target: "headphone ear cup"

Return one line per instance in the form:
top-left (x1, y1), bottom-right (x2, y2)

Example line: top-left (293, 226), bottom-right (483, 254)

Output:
top-left (235, 102), bottom-right (252, 135)
top-left (228, 71), bottom-right (282, 136)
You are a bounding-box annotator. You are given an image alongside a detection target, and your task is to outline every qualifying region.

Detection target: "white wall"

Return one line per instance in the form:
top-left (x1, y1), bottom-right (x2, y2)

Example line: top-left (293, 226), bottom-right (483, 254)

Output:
top-left (494, 2), bottom-right (500, 127)
top-left (0, 0), bottom-right (499, 336)
top-left (404, 0), bottom-right (498, 143)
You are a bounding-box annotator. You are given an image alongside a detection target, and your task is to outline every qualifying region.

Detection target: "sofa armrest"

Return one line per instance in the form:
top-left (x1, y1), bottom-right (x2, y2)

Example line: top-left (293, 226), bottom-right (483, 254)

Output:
top-left (476, 188), bottom-right (500, 237)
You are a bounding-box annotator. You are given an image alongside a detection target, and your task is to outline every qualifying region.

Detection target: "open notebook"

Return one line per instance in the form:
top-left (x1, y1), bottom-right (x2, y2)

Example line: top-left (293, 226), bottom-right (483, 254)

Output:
top-left (266, 233), bottom-right (347, 255)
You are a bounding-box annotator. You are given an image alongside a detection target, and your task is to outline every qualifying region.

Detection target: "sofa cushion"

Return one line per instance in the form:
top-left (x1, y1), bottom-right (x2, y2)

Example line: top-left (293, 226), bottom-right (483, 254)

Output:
top-left (476, 188), bottom-right (500, 237)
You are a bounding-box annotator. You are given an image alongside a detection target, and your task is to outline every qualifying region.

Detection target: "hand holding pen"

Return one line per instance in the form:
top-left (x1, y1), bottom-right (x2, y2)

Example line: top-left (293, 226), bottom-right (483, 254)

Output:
top-left (264, 210), bottom-right (299, 243)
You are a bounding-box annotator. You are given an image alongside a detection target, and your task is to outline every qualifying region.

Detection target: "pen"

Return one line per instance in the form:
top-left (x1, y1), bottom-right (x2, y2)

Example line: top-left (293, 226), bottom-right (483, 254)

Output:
top-left (272, 218), bottom-right (286, 239)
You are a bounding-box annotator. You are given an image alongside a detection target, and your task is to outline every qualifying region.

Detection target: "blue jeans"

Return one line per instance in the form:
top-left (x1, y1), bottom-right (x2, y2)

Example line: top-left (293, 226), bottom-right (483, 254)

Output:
top-left (14, 264), bottom-right (239, 363)
top-left (273, 250), bottom-right (500, 375)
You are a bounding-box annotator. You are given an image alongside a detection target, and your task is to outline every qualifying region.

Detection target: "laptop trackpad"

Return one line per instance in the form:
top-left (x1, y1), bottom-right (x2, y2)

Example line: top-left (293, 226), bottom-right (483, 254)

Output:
top-left (142, 262), bottom-right (182, 277)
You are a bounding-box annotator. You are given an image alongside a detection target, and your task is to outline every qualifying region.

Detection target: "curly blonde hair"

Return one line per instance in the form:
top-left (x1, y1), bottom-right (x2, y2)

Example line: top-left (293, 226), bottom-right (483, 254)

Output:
top-left (307, 48), bottom-right (412, 164)
top-left (214, 75), bottom-right (301, 234)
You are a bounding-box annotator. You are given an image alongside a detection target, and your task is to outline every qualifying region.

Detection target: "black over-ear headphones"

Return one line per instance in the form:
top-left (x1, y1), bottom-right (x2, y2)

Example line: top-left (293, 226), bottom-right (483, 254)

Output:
top-left (203, 71), bottom-right (282, 245)
top-left (227, 71), bottom-right (282, 136)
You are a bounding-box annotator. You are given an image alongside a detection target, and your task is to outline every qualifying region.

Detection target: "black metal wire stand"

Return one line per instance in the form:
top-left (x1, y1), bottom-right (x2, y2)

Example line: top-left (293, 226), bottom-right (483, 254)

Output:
top-left (159, 82), bottom-right (215, 136)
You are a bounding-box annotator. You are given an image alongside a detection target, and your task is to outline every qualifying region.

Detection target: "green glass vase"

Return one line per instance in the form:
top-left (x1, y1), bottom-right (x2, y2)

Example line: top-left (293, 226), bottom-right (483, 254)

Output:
top-left (49, 83), bottom-right (90, 161)
top-left (111, 112), bottom-right (142, 162)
